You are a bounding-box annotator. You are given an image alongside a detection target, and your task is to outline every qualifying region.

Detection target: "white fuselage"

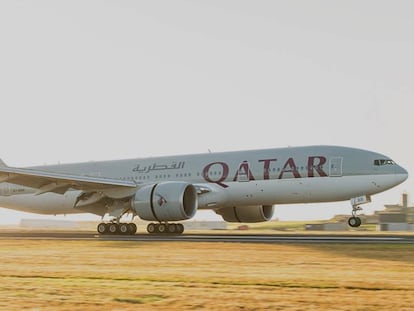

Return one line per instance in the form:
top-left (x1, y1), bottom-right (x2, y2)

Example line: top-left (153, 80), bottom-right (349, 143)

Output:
top-left (0, 145), bottom-right (408, 217)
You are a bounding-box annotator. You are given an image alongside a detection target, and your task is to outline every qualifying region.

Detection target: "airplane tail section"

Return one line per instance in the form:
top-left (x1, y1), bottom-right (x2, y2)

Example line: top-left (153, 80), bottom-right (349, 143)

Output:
top-left (0, 159), bottom-right (7, 167)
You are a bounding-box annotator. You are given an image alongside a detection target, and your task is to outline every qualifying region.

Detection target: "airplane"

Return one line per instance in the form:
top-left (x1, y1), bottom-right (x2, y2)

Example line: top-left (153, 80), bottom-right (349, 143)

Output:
top-left (0, 145), bottom-right (408, 235)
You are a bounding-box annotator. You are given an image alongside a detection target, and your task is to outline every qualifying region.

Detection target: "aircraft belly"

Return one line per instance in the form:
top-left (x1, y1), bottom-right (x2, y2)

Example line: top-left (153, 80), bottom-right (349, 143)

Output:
top-left (225, 180), bottom-right (312, 206)
top-left (303, 174), bottom-right (401, 202)
top-left (221, 174), bottom-right (398, 206)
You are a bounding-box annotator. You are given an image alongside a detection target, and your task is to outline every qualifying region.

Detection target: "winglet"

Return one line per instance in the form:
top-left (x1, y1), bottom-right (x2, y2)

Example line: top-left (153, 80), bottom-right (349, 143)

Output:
top-left (0, 159), bottom-right (7, 167)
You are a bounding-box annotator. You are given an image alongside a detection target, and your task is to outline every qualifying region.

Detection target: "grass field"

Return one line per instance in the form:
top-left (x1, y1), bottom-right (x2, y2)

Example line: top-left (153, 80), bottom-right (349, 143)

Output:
top-left (0, 239), bottom-right (413, 310)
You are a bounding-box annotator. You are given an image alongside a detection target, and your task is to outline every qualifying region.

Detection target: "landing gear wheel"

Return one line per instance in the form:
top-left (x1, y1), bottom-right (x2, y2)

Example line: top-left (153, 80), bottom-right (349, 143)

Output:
top-left (146, 222), bottom-right (184, 235)
top-left (97, 223), bottom-right (108, 234)
top-left (128, 223), bottom-right (137, 234)
top-left (119, 223), bottom-right (129, 234)
top-left (97, 222), bottom-right (137, 235)
top-left (348, 203), bottom-right (364, 228)
top-left (348, 216), bottom-right (362, 228)
top-left (176, 223), bottom-right (184, 234)
top-left (158, 223), bottom-right (166, 233)
top-left (108, 223), bottom-right (118, 234)
top-left (147, 223), bottom-right (156, 234)
top-left (168, 224), bottom-right (176, 234)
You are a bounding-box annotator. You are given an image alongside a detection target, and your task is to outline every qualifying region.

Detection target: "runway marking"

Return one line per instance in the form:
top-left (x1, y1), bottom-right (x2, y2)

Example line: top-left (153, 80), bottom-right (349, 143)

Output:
top-left (1, 231), bottom-right (412, 244)
top-left (99, 235), bottom-right (414, 244)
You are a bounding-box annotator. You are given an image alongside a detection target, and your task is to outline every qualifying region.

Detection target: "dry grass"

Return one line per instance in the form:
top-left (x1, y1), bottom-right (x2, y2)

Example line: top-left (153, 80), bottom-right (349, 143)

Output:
top-left (0, 239), bottom-right (413, 310)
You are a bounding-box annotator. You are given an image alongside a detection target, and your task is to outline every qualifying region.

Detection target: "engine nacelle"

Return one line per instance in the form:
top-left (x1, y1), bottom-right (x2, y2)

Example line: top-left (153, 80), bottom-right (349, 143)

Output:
top-left (215, 205), bottom-right (274, 223)
top-left (132, 182), bottom-right (198, 221)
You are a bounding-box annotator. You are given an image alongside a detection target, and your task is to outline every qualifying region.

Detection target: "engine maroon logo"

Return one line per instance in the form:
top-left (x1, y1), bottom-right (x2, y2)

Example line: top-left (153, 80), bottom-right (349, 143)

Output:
top-left (155, 194), bottom-right (167, 206)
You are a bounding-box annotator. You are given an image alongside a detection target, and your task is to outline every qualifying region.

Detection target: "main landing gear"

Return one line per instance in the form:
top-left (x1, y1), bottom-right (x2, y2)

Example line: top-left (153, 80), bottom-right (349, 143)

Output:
top-left (96, 222), bottom-right (185, 235)
top-left (97, 222), bottom-right (137, 235)
top-left (146, 222), bottom-right (185, 235)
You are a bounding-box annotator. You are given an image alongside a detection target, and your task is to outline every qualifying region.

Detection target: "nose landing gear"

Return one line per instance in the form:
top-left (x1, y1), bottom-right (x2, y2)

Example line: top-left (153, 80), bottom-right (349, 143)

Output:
top-left (348, 206), bottom-right (362, 228)
top-left (348, 195), bottom-right (371, 228)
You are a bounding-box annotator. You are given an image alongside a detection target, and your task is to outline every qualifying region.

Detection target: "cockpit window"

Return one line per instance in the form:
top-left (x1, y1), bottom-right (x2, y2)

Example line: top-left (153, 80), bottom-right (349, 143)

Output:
top-left (374, 159), bottom-right (395, 166)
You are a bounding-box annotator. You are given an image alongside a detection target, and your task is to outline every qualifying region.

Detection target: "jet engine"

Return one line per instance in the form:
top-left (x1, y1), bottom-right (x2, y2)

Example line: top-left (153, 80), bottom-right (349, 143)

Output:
top-left (132, 182), bottom-right (198, 221)
top-left (215, 205), bottom-right (274, 223)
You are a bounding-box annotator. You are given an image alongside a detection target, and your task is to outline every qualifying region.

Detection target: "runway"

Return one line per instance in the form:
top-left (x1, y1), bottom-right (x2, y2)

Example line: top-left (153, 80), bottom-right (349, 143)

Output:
top-left (0, 230), bottom-right (413, 244)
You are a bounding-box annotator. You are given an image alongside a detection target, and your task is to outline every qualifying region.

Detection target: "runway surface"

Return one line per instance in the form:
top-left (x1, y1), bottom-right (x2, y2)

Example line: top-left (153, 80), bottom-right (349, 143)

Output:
top-left (0, 230), bottom-right (413, 244)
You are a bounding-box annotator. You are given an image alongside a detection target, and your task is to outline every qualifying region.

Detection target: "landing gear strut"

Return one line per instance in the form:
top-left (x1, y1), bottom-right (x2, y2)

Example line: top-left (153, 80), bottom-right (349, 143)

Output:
top-left (97, 222), bottom-right (137, 235)
top-left (147, 222), bottom-right (184, 235)
top-left (347, 195), bottom-right (371, 228)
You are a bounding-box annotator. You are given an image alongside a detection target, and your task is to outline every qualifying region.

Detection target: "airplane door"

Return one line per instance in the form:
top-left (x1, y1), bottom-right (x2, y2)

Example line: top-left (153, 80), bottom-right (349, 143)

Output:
top-left (237, 161), bottom-right (251, 182)
top-left (329, 157), bottom-right (343, 177)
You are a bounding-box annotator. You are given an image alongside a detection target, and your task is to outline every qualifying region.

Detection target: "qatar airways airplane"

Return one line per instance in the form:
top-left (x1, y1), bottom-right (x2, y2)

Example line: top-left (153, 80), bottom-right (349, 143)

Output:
top-left (0, 145), bottom-right (408, 235)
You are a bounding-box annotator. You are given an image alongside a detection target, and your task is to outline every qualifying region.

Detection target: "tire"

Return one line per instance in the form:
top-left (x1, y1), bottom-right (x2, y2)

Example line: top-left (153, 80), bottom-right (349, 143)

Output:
top-left (147, 223), bottom-right (156, 234)
top-left (128, 223), bottom-right (137, 235)
top-left (108, 223), bottom-right (118, 234)
top-left (158, 223), bottom-right (166, 233)
top-left (97, 223), bottom-right (108, 234)
top-left (348, 217), bottom-right (360, 228)
top-left (168, 224), bottom-right (176, 234)
top-left (176, 223), bottom-right (184, 234)
top-left (119, 223), bottom-right (129, 234)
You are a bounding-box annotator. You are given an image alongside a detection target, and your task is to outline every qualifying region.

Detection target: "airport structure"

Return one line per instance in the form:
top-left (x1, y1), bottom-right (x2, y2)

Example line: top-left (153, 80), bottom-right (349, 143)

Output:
top-left (378, 193), bottom-right (414, 231)
top-left (306, 193), bottom-right (414, 232)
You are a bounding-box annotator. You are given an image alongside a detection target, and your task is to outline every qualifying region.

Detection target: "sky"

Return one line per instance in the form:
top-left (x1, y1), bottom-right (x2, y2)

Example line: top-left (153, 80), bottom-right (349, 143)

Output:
top-left (0, 1), bottom-right (413, 224)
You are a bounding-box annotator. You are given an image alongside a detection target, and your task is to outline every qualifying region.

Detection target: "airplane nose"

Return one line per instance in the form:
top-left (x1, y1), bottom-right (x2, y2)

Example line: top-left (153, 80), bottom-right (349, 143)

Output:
top-left (396, 165), bottom-right (409, 183)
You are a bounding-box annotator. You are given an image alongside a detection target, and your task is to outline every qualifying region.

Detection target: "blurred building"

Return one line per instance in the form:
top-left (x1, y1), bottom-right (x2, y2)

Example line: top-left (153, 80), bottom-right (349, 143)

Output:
top-left (378, 193), bottom-right (414, 231)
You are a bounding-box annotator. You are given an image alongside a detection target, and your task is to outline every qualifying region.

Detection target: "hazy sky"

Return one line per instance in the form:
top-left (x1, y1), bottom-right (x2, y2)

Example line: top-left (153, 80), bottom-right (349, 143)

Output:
top-left (0, 1), bottom-right (413, 224)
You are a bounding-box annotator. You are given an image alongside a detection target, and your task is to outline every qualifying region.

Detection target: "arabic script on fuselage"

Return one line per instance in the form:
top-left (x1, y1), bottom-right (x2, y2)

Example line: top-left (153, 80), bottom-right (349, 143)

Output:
top-left (132, 162), bottom-right (185, 174)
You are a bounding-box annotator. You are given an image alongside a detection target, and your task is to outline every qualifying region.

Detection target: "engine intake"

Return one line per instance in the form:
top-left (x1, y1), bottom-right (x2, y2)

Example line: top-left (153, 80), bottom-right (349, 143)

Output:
top-left (132, 182), bottom-right (198, 221)
top-left (215, 205), bottom-right (274, 223)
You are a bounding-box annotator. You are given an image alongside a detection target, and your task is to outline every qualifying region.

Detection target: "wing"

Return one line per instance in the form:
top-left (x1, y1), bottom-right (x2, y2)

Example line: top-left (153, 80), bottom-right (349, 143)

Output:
top-left (0, 166), bottom-right (137, 195)
top-left (0, 165), bottom-right (212, 217)
top-left (0, 165), bottom-right (140, 217)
